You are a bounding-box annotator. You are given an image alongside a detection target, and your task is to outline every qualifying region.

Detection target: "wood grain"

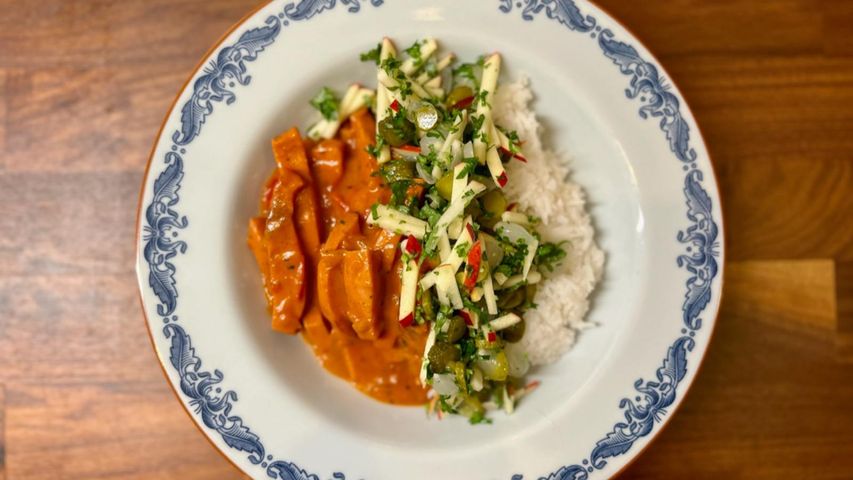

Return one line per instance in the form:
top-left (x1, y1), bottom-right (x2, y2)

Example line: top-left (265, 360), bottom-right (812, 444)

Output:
top-left (0, 0), bottom-right (851, 479)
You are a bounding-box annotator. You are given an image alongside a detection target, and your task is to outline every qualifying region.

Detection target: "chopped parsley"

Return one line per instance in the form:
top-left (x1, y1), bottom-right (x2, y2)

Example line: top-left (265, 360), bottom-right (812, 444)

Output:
top-left (310, 87), bottom-right (339, 121)
top-left (536, 241), bottom-right (568, 272)
top-left (474, 89), bottom-right (490, 108)
top-left (381, 57), bottom-right (414, 98)
top-left (405, 40), bottom-right (425, 70)
top-left (469, 410), bottom-right (492, 425)
top-left (360, 43), bottom-right (382, 64)
top-left (456, 156), bottom-right (479, 179)
top-left (452, 56), bottom-right (484, 85)
top-left (494, 237), bottom-right (529, 277)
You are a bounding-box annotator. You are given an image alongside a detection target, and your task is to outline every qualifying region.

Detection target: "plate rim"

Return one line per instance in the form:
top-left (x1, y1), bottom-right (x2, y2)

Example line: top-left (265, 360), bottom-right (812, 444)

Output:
top-left (134, 1), bottom-right (726, 478)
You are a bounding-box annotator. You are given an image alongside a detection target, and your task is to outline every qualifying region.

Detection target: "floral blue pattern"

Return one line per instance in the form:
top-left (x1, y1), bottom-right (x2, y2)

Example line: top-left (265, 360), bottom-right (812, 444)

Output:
top-left (143, 151), bottom-right (187, 316)
top-left (141, 0), bottom-right (721, 478)
top-left (500, 1), bottom-right (719, 478)
top-left (172, 16), bottom-right (282, 146)
top-left (284, 0), bottom-right (383, 19)
top-left (677, 170), bottom-right (720, 330)
top-left (597, 30), bottom-right (697, 163)
top-left (166, 323), bottom-right (266, 464)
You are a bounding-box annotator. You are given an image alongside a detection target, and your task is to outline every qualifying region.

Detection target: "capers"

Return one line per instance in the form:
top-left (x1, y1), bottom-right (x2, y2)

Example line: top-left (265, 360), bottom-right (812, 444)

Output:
top-left (502, 317), bottom-right (526, 343)
top-left (465, 198), bottom-right (483, 220)
top-left (428, 342), bottom-right (460, 373)
top-left (525, 283), bottom-right (538, 306)
top-left (476, 189), bottom-right (506, 229)
top-left (436, 171), bottom-right (454, 200)
top-left (378, 117), bottom-right (416, 147)
top-left (481, 189), bottom-right (508, 218)
top-left (446, 85), bottom-right (474, 108)
top-left (445, 315), bottom-right (468, 343)
top-left (419, 290), bottom-right (436, 323)
top-left (380, 159), bottom-right (415, 183)
top-left (497, 287), bottom-right (525, 310)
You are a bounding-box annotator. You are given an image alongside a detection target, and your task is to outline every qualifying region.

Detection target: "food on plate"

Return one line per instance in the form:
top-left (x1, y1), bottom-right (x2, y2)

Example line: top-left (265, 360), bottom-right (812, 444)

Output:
top-left (248, 37), bottom-right (603, 422)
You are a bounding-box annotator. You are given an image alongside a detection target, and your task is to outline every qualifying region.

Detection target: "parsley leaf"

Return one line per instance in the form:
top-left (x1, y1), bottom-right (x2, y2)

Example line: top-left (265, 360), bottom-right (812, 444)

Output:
top-left (310, 87), bottom-right (339, 121)
top-left (536, 241), bottom-right (568, 272)
top-left (405, 40), bottom-right (424, 69)
top-left (456, 156), bottom-right (479, 179)
top-left (360, 43), bottom-right (382, 64)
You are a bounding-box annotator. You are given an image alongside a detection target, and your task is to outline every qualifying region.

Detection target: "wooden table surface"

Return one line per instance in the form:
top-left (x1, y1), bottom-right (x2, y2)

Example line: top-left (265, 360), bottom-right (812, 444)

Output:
top-left (1, 0), bottom-right (852, 478)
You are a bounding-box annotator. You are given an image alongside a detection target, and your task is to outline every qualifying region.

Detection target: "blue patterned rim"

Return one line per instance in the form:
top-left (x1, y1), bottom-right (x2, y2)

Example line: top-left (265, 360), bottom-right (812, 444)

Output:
top-left (139, 1), bottom-right (722, 478)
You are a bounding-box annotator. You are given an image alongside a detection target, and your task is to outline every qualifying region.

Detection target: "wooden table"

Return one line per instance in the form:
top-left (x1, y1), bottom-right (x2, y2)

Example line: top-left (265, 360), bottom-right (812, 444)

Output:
top-left (1, 0), bottom-right (851, 478)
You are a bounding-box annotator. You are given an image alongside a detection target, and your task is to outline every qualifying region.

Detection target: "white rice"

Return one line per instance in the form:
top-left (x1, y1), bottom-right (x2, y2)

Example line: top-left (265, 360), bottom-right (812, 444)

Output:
top-left (493, 77), bottom-right (605, 366)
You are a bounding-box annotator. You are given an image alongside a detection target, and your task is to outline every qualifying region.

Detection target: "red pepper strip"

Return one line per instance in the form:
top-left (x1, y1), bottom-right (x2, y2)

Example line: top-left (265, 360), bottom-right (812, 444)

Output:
top-left (398, 144), bottom-right (421, 153)
top-left (459, 310), bottom-right (473, 326)
top-left (451, 96), bottom-right (475, 110)
top-left (506, 202), bottom-right (517, 212)
top-left (399, 312), bottom-right (414, 327)
top-left (497, 172), bottom-right (508, 188)
top-left (487, 331), bottom-right (497, 342)
top-left (390, 99), bottom-right (401, 112)
top-left (499, 146), bottom-right (528, 163)
top-left (465, 223), bottom-right (476, 241)
top-left (464, 241), bottom-right (482, 291)
top-left (404, 235), bottom-right (422, 260)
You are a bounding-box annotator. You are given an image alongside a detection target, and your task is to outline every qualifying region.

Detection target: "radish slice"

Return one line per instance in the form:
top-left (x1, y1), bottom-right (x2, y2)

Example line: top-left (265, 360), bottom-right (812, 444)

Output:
top-left (442, 216), bottom-right (474, 273)
top-left (397, 259), bottom-right (419, 324)
top-left (401, 37), bottom-right (437, 76)
top-left (367, 204), bottom-right (429, 238)
top-left (434, 264), bottom-right (463, 309)
top-left (490, 312), bottom-right (521, 331)
top-left (437, 229), bottom-right (452, 261)
top-left (501, 211), bottom-right (531, 226)
top-left (376, 38), bottom-right (397, 164)
top-left (435, 181), bottom-right (486, 232)
top-left (451, 162), bottom-right (468, 204)
top-left (482, 271), bottom-right (498, 315)
top-left (419, 326), bottom-right (437, 383)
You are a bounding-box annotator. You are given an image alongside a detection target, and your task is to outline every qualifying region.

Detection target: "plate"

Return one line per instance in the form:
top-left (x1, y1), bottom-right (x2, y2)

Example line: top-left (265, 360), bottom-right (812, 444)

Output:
top-left (135, 1), bottom-right (724, 478)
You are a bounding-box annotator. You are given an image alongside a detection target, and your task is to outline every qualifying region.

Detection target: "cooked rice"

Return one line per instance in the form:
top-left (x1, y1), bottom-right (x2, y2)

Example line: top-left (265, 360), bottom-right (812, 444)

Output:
top-left (493, 77), bottom-right (605, 365)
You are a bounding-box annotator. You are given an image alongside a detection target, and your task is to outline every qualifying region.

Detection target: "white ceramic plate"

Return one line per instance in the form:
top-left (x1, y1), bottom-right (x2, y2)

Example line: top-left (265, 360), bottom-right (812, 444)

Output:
top-left (136, 1), bottom-right (724, 478)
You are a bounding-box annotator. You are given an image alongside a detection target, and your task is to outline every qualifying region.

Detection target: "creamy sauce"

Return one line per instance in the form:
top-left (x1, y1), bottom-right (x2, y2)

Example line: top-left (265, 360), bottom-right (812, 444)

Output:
top-left (249, 109), bottom-right (429, 405)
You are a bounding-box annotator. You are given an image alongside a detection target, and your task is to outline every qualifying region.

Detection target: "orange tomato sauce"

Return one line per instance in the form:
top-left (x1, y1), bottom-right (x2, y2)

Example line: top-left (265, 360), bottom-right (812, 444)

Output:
top-left (247, 109), bottom-right (429, 405)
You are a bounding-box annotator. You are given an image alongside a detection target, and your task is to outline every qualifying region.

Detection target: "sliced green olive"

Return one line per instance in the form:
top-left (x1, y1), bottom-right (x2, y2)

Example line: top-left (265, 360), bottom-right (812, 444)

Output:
top-left (378, 117), bottom-right (415, 147)
top-left (446, 85), bottom-right (474, 108)
top-left (465, 199), bottom-right (484, 220)
top-left (497, 287), bottom-right (525, 310)
top-left (414, 103), bottom-right (439, 130)
top-left (445, 315), bottom-right (467, 343)
top-left (381, 159), bottom-right (415, 183)
top-left (525, 283), bottom-right (538, 306)
top-left (481, 189), bottom-right (508, 218)
top-left (436, 171), bottom-right (454, 200)
top-left (428, 342), bottom-right (460, 373)
top-left (419, 290), bottom-right (436, 323)
top-left (502, 317), bottom-right (526, 343)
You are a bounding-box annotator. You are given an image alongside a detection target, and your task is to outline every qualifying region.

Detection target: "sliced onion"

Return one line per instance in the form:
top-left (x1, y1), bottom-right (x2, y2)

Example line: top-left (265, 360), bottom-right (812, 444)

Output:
top-left (432, 373), bottom-right (459, 396)
top-left (463, 141), bottom-right (474, 159)
top-left (420, 134), bottom-right (443, 154)
top-left (480, 232), bottom-right (504, 270)
top-left (416, 161), bottom-right (436, 184)
top-left (506, 342), bottom-right (530, 378)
